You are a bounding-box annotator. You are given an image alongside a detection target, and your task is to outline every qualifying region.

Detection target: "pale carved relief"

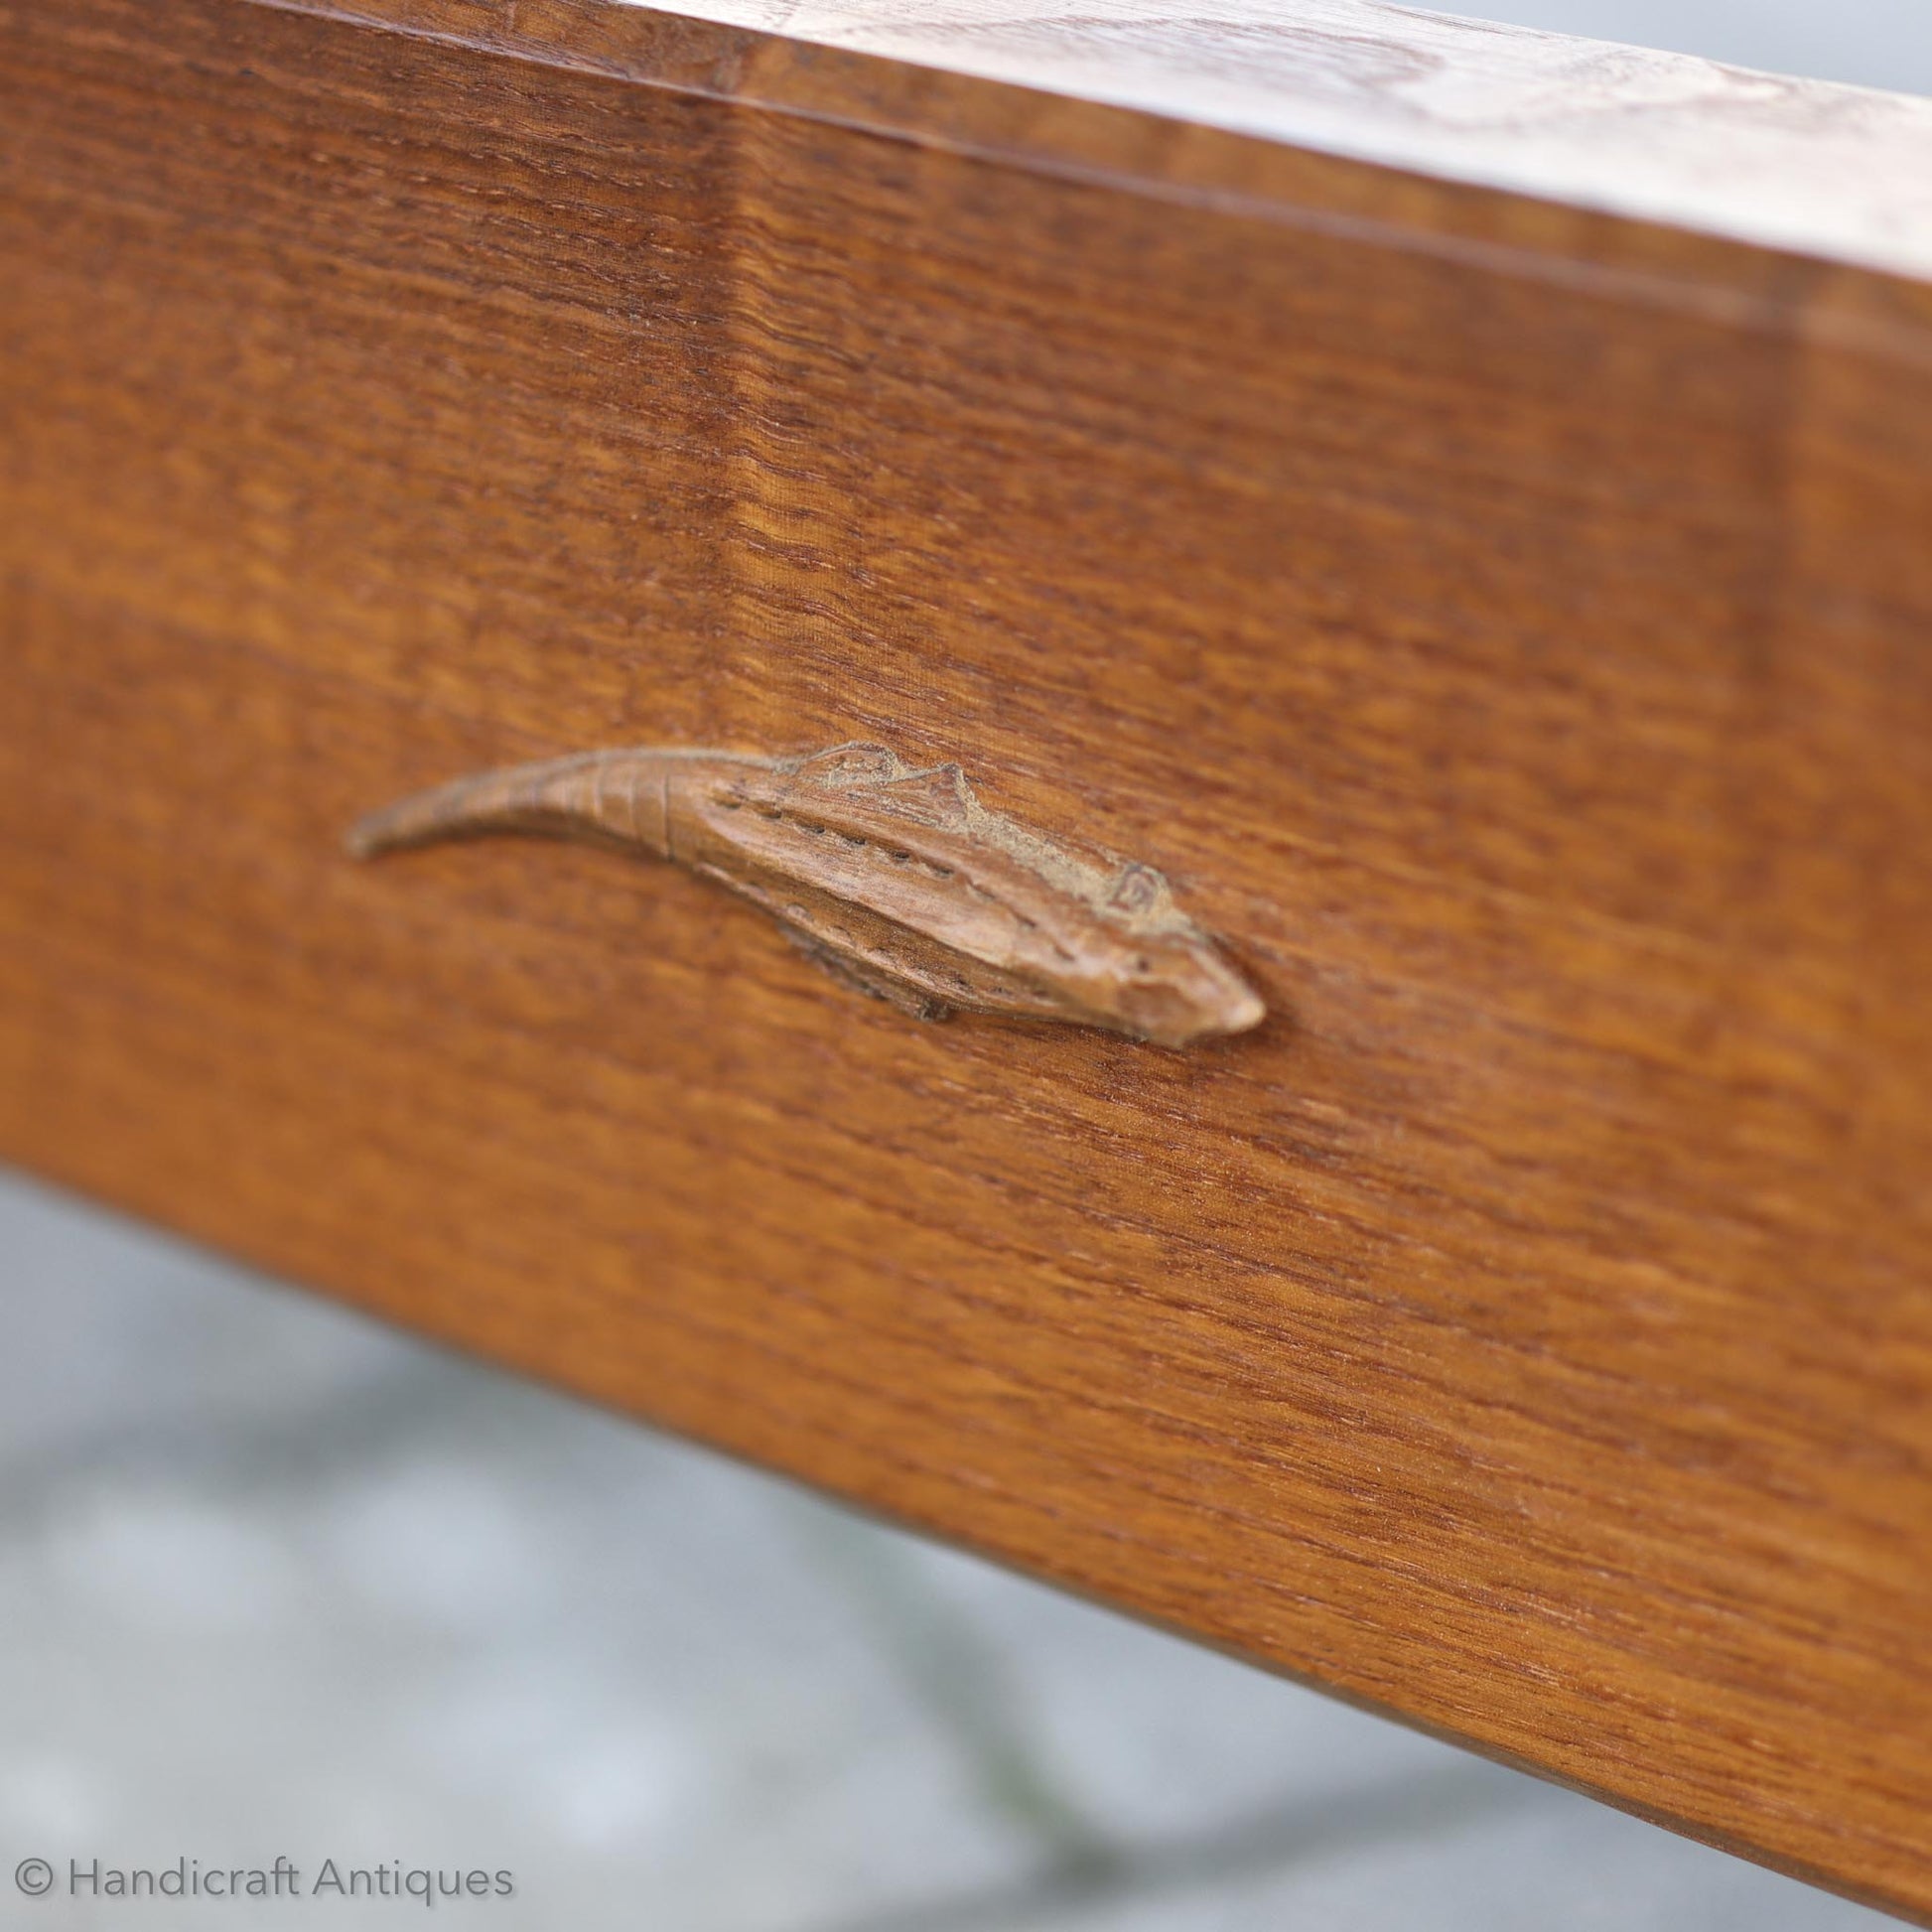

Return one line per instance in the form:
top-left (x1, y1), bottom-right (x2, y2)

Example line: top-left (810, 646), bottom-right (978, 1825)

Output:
top-left (350, 743), bottom-right (1265, 1047)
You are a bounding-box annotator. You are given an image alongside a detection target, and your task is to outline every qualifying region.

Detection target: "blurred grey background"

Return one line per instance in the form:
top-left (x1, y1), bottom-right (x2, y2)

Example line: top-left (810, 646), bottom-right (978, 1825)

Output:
top-left (1468, 0), bottom-right (1932, 95)
top-left (3, 6), bottom-right (1924, 1928)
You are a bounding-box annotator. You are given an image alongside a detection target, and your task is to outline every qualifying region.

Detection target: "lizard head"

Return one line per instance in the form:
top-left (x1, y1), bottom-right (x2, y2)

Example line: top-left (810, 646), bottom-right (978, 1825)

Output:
top-left (1064, 865), bottom-right (1266, 1048)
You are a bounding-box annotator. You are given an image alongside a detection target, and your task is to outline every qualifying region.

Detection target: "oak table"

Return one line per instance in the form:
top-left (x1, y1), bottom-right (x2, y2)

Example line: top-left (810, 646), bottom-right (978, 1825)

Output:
top-left (3, 0), bottom-right (1930, 1917)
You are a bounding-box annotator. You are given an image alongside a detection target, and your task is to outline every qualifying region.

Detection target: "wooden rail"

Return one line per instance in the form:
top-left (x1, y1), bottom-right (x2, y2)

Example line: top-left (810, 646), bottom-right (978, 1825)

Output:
top-left (3, 0), bottom-right (1930, 1914)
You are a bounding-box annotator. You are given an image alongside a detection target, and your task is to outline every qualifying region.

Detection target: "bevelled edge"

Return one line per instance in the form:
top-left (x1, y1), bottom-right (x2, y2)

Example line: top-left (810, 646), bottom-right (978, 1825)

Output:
top-left (636, 0), bottom-right (1932, 287)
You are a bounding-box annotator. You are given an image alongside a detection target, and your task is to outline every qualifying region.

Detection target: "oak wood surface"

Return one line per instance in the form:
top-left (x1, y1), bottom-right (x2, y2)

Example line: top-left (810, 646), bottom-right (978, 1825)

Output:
top-left (2, 0), bottom-right (1931, 1914)
top-left (656, 0), bottom-right (1932, 283)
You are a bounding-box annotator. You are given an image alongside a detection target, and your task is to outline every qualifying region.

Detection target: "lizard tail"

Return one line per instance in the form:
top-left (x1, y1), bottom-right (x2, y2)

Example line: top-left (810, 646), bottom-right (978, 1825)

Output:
top-left (346, 751), bottom-right (667, 860)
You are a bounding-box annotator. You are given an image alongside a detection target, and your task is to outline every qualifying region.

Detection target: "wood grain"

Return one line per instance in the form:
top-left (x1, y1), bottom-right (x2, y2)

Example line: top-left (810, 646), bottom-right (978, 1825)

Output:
top-left (657, 0), bottom-right (1932, 282)
top-left (2, 0), bottom-right (1931, 1914)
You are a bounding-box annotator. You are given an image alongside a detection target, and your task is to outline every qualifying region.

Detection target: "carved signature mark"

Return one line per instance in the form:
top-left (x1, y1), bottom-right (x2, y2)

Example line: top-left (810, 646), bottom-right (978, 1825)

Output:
top-left (347, 742), bottom-right (1265, 1048)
